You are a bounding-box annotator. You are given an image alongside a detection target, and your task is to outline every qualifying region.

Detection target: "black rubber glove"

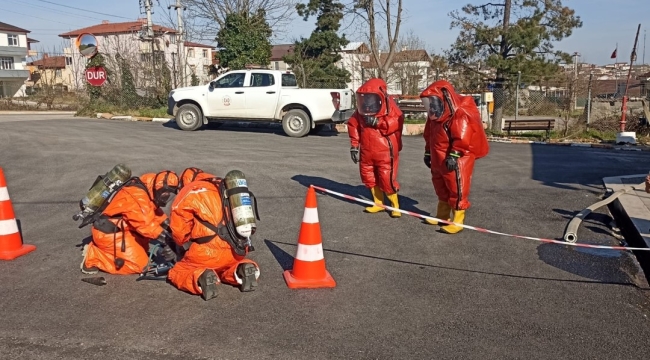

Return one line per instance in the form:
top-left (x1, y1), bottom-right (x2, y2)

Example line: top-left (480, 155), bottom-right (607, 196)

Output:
top-left (424, 152), bottom-right (431, 169)
top-left (160, 245), bottom-right (176, 262)
top-left (350, 147), bottom-right (359, 164)
top-left (445, 150), bottom-right (461, 171)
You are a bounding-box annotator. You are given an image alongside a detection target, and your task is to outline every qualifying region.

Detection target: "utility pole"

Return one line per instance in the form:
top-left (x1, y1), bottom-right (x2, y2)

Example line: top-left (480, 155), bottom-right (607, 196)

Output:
top-left (643, 29), bottom-right (646, 65)
top-left (169, 0), bottom-right (185, 88)
top-left (491, 0), bottom-right (511, 133)
top-left (587, 69), bottom-right (593, 128)
top-left (572, 52), bottom-right (580, 110)
top-left (619, 24), bottom-right (642, 134)
top-left (515, 70), bottom-right (521, 121)
top-left (141, 0), bottom-right (156, 90)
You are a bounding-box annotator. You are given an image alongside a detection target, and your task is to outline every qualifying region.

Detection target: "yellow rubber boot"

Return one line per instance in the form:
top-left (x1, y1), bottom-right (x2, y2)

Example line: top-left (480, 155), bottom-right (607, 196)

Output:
top-left (364, 186), bottom-right (385, 213)
top-left (440, 210), bottom-right (465, 234)
top-left (386, 193), bottom-right (401, 218)
top-left (425, 201), bottom-right (452, 225)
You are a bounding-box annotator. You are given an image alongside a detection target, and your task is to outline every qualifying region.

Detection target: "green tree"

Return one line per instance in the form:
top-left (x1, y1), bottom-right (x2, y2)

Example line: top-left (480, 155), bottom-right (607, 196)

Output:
top-left (85, 53), bottom-right (108, 100)
top-left (283, 0), bottom-right (350, 88)
top-left (447, 0), bottom-right (582, 132)
top-left (215, 9), bottom-right (272, 69)
top-left (191, 73), bottom-right (199, 86)
top-left (116, 54), bottom-right (137, 107)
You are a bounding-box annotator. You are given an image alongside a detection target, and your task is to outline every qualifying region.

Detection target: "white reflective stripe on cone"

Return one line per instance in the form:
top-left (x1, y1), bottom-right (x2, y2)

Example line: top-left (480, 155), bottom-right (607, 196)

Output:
top-left (0, 219), bottom-right (19, 236)
top-left (0, 187), bottom-right (9, 201)
top-left (302, 207), bottom-right (319, 224)
top-left (295, 243), bottom-right (324, 262)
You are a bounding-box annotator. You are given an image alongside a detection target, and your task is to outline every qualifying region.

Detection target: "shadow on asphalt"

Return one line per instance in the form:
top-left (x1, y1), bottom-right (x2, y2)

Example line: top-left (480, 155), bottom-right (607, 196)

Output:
top-left (266, 239), bottom-right (639, 288)
top-left (291, 174), bottom-right (427, 215)
top-left (162, 120), bottom-right (340, 137)
top-left (264, 239), bottom-right (294, 271)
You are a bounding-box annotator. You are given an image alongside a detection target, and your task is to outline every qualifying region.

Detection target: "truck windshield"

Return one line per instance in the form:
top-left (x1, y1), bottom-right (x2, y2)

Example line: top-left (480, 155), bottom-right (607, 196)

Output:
top-left (281, 74), bottom-right (297, 87)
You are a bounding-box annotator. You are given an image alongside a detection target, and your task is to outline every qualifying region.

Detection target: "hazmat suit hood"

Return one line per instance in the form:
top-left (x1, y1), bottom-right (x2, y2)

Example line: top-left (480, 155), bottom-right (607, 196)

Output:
top-left (141, 171), bottom-right (180, 207)
top-left (355, 78), bottom-right (400, 120)
top-left (419, 80), bottom-right (465, 122)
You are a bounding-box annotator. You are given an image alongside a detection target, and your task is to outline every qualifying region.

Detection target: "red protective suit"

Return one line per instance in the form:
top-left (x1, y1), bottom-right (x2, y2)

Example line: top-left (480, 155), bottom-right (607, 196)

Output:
top-left (168, 178), bottom-right (259, 298)
top-left (347, 78), bottom-right (404, 216)
top-left (421, 80), bottom-right (489, 233)
top-left (83, 171), bottom-right (180, 274)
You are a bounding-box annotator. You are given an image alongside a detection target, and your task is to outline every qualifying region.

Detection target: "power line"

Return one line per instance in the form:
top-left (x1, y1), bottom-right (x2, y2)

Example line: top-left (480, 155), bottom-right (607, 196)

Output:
top-left (1, 9), bottom-right (79, 28)
top-left (32, 0), bottom-right (133, 20)
top-left (8, 0), bottom-right (108, 22)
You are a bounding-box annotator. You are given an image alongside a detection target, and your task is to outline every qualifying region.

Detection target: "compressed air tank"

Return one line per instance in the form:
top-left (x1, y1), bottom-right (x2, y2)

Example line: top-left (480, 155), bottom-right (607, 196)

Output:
top-left (76, 164), bottom-right (132, 220)
top-left (224, 170), bottom-right (256, 238)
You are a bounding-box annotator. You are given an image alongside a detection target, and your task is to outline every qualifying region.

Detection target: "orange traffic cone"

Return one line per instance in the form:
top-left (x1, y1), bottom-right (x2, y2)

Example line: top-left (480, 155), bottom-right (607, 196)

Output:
top-left (283, 186), bottom-right (336, 289)
top-left (0, 168), bottom-right (36, 260)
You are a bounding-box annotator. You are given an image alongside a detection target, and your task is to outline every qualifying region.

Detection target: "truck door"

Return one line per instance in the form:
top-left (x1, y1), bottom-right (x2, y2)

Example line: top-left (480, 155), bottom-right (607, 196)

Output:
top-left (244, 72), bottom-right (279, 119)
top-left (206, 72), bottom-right (247, 117)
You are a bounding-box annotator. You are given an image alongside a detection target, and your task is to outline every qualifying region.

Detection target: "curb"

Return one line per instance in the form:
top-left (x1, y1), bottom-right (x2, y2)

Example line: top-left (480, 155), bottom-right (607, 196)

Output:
top-left (486, 137), bottom-right (650, 151)
top-left (0, 111), bottom-right (77, 115)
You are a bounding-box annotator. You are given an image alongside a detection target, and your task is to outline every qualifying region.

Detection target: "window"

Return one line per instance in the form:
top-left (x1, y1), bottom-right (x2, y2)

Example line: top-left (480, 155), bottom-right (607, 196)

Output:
top-left (65, 57), bottom-right (72, 66)
top-left (7, 34), bottom-right (18, 46)
top-left (274, 61), bottom-right (279, 70)
top-left (188, 48), bottom-right (195, 57)
top-left (250, 73), bottom-right (274, 87)
top-left (213, 73), bottom-right (246, 88)
top-left (281, 73), bottom-right (297, 87)
top-left (202, 49), bottom-right (208, 58)
top-left (0, 57), bottom-right (14, 70)
top-left (55, 69), bottom-right (62, 78)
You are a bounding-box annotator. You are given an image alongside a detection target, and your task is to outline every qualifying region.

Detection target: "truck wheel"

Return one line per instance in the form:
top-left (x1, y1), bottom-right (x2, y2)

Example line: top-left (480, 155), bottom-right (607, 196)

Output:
top-left (282, 109), bottom-right (311, 138)
top-left (176, 103), bottom-right (203, 131)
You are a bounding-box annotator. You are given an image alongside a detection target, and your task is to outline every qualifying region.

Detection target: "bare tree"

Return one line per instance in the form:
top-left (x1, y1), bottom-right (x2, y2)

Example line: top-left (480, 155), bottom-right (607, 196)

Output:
top-left (390, 30), bottom-right (430, 95)
top-left (349, 0), bottom-right (403, 80)
top-left (180, 0), bottom-right (298, 42)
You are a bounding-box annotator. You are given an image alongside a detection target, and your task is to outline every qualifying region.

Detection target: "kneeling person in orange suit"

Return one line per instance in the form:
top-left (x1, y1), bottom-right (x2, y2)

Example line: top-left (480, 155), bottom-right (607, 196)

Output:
top-left (82, 170), bottom-right (180, 274)
top-left (167, 174), bottom-right (260, 300)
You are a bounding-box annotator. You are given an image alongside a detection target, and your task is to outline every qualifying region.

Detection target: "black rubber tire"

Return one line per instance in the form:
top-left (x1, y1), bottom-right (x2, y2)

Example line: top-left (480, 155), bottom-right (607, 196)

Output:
top-left (282, 109), bottom-right (311, 138)
top-left (175, 103), bottom-right (203, 131)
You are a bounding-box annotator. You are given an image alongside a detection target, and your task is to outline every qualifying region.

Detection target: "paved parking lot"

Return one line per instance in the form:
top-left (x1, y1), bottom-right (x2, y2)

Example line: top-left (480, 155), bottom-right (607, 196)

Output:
top-left (1, 115), bottom-right (649, 359)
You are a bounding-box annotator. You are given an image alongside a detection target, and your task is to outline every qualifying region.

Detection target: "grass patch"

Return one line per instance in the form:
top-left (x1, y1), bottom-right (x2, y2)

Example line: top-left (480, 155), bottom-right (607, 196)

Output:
top-left (76, 101), bottom-right (171, 119)
top-left (486, 128), bottom-right (618, 142)
top-left (404, 119), bottom-right (426, 124)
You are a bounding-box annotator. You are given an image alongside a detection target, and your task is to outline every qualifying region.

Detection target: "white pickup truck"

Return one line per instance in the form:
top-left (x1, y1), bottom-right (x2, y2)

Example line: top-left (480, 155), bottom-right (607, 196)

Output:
top-left (167, 69), bottom-right (354, 137)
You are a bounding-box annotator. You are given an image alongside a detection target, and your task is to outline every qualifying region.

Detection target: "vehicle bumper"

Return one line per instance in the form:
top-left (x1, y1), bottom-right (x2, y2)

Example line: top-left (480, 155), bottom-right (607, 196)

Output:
top-left (331, 109), bottom-right (354, 123)
top-left (167, 96), bottom-right (177, 116)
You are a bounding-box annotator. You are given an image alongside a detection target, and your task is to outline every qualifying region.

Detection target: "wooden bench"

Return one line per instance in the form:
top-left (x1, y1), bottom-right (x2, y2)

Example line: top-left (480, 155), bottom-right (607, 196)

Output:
top-left (504, 119), bottom-right (556, 140)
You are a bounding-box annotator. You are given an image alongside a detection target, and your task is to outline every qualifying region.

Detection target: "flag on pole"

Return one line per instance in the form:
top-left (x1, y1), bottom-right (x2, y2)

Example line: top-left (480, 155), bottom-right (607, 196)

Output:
top-left (610, 47), bottom-right (617, 59)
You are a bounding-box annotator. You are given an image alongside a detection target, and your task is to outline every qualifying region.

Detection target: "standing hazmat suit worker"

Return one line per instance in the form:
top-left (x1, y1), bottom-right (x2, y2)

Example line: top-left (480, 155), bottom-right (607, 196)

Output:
top-left (81, 170), bottom-right (180, 274)
top-left (168, 172), bottom-right (260, 301)
top-left (347, 78), bottom-right (404, 217)
top-left (420, 80), bottom-right (489, 234)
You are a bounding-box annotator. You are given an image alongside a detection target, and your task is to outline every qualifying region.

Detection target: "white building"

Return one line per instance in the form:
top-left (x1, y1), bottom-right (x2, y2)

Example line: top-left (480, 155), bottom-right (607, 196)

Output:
top-left (360, 48), bottom-right (433, 95)
top-left (337, 42), bottom-right (370, 92)
top-left (0, 21), bottom-right (37, 97)
top-left (58, 19), bottom-right (216, 90)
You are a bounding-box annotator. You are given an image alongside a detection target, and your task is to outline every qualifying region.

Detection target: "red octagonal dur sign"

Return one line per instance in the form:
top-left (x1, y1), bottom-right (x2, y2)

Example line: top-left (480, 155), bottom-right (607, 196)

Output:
top-left (85, 66), bottom-right (107, 86)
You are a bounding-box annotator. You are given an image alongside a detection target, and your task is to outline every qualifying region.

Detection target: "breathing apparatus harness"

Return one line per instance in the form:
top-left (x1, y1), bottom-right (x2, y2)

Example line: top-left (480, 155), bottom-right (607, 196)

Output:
top-left (190, 177), bottom-right (261, 256)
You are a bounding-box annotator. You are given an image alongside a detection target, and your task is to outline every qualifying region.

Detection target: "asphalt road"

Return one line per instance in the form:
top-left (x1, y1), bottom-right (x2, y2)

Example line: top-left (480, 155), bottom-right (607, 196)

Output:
top-left (1, 115), bottom-right (649, 359)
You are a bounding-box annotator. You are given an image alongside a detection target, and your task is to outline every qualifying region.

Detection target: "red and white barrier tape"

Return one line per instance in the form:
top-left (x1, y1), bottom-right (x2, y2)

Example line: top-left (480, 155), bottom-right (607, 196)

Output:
top-left (310, 185), bottom-right (650, 252)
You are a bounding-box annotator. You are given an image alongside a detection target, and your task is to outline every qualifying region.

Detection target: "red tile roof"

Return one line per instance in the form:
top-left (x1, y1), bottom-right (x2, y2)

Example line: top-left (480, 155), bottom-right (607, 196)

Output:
top-left (58, 20), bottom-right (176, 37)
top-left (0, 21), bottom-right (29, 34)
top-left (271, 44), bottom-right (294, 61)
top-left (184, 41), bottom-right (215, 49)
top-left (28, 55), bottom-right (66, 69)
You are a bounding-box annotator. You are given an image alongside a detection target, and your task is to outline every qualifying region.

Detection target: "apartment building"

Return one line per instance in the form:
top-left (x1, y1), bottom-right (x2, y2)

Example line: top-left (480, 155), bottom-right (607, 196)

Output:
top-left (58, 19), bottom-right (215, 90)
top-left (0, 21), bottom-right (38, 97)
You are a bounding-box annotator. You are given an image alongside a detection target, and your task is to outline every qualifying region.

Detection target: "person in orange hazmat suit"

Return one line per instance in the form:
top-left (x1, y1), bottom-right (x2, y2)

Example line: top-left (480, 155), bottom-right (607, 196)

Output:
top-left (81, 170), bottom-right (180, 274)
top-left (167, 174), bottom-right (259, 301)
top-left (420, 80), bottom-right (489, 234)
top-left (347, 78), bottom-right (404, 218)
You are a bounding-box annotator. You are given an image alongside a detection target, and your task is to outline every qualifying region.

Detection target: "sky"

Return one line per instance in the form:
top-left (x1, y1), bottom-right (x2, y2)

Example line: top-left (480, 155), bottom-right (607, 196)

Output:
top-left (1, 0), bottom-right (648, 66)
